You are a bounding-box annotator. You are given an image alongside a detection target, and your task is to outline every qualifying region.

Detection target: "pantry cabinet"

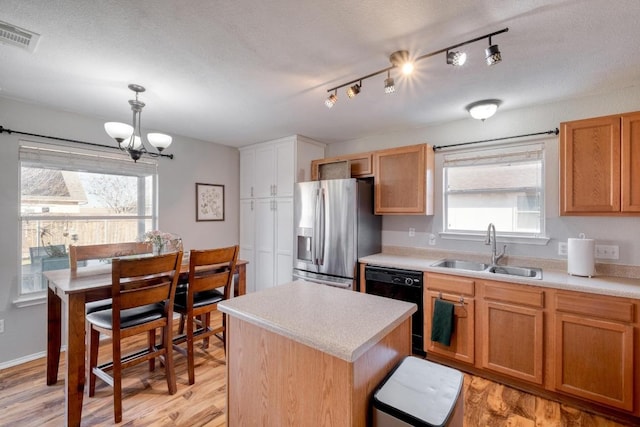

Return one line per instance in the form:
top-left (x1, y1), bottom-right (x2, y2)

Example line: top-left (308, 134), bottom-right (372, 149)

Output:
top-left (373, 143), bottom-right (434, 215)
top-left (239, 135), bottom-right (324, 292)
top-left (478, 280), bottom-right (544, 385)
top-left (560, 111), bottom-right (640, 215)
top-left (553, 291), bottom-right (635, 411)
top-left (424, 273), bottom-right (475, 364)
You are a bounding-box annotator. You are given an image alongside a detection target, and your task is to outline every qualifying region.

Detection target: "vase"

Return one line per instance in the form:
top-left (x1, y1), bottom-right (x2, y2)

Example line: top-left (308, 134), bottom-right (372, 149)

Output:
top-left (153, 242), bottom-right (165, 255)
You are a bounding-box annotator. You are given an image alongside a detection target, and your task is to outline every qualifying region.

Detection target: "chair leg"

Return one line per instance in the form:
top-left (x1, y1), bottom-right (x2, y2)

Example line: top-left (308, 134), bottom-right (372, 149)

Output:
top-left (186, 313), bottom-right (196, 385)
top-left (88, 326), bottom-right (100, 397)
top-left (113, 332), bottom-right (123, 423)
top-left (163, 321), bottom-right (177, 394)
top-left (148, 329), bottom-right (156, 371)
top-left (178, 313), bottom-right (186, 335)
top-left (202, 313), bottom-right (211, 349)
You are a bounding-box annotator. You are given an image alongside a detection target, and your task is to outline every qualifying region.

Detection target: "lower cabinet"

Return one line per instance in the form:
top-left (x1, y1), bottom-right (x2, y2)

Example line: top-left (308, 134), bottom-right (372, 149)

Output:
top-left (478, 280), bottom-right (544, 385)
top-left (424, 273), bottom-right (475, 364)
top-left (553, 291), bottom-right (635, 411)
top-left (424, 271), bottom-right (640, 421)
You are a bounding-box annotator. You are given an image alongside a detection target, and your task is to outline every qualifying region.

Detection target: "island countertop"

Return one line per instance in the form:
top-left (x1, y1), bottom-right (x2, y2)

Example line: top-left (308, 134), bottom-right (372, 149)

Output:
top-left (218, 279), bottom-right (416, 362)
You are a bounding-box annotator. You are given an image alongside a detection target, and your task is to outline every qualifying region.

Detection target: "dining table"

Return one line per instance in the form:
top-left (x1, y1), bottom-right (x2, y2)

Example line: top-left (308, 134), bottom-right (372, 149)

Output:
top-left (44, 256), bottom-right (247, 427)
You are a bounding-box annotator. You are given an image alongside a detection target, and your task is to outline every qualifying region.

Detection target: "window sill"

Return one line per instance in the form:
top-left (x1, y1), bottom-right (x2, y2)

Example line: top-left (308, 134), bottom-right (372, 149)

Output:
top-left (439, 231), bottom-right (551, 246)
top-left (13, 292), bottom-right (46, 308)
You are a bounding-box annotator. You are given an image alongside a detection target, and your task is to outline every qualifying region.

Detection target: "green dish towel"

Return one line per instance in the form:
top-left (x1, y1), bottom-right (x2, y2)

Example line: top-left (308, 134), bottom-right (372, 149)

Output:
top-left (431, 299), bottom-right (455, 346)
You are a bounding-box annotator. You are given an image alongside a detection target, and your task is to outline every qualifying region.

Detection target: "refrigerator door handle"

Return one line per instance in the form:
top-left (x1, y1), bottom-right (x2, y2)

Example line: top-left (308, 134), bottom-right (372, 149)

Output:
top-left (317, 187), bottom-right (326, 265)
top-left (313, 189), bottom-right (321, 265)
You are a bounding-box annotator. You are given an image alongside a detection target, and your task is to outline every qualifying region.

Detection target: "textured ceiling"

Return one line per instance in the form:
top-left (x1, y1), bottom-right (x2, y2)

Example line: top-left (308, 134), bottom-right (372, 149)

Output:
top-left (1, 0), bottom-right (639, 148)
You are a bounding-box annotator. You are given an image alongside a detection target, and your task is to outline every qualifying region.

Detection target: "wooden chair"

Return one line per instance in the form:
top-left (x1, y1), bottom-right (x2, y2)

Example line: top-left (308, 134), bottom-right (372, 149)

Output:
top-left (173, 245), bottom-right (239, 385)
top-left (86, 251), bottom-right (183, 423)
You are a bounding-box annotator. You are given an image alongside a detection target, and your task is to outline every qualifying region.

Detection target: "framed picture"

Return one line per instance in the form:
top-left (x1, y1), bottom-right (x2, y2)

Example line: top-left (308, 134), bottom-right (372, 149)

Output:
top-left (196, 183), bottom-right (225, 221)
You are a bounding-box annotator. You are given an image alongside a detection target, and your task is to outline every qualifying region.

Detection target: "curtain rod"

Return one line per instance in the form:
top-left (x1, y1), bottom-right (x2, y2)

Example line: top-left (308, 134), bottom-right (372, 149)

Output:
top-left (432, 128), bottom-right (559, 151)
top-left (0, 125), bottom-right (174, 159)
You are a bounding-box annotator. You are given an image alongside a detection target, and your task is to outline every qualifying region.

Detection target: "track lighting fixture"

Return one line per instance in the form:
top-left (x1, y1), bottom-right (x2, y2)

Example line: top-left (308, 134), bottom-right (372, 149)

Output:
top-left (485, 36), bottom-right (502, 66)
top-left (347, 82), bottom-right (361, 98)
top-left (384, 70), bottom-right (395, 94)
top-left (325, 91), bottom-right (337, 108)
top-left (446, 50), bottom-right (467, 67)
top-left (466, 99), bottom-right (501, 121)
top-left (324, 27), bottom-right (508, 107)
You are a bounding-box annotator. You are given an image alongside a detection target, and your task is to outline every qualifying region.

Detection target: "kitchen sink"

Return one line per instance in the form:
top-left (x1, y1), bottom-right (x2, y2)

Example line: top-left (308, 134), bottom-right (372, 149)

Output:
top-left (431, 259), bottom-right (489, 271)
top-left (487, 265), bottom-right (543, 279)
top-left (431, 259), bottom-right (543, 280)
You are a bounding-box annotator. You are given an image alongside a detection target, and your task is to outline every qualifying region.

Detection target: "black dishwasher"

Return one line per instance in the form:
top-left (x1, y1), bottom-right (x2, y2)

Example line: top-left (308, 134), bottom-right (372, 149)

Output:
top-left (364, 265), bottom-right (424, 355)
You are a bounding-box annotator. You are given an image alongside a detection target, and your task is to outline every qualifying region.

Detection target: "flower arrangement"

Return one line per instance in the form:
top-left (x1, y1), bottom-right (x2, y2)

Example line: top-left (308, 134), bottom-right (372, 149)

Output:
top-left (143, 230), bottom-right (175, 254)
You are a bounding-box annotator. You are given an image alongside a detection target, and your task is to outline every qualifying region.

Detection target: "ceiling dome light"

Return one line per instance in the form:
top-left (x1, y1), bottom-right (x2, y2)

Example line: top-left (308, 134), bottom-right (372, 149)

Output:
top-left (346, 83), bottom-right (361, 98)
top-left (446, 50), bottom-right (467, 67)
top-left (466, 99), bottom-right (501, 121)
top-left (325, 92), bottom-right (337, 108)
top-left (389, 50), bottom-right (414, 75)
top-left (384, 70), bottom-right (395, 94)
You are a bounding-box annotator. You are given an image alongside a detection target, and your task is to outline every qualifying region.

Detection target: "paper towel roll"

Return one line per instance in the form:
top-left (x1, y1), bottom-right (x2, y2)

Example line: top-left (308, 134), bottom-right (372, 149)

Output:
top-left (567, 237), bottom-right (595, 277)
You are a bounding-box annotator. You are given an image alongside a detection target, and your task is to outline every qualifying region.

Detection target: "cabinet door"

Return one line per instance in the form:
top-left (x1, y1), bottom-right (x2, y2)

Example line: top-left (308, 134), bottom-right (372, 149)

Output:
top-left (373, 144), bottom-right (434, 215)
top-left (560, 116), bottom-right (621, 214)
top-left (274, 140), bottom-right (294, 198)
top-left (254, 198), bottom-right (275, 291)
top-left (240, 149), bottom-right (256, 199)
top-left (274, 198), bottom-right (293, 286)
top-left (425, 291), bottom-right (475, 364)
top-left (239, 199), bottom-right (256, 293)
top-left (254, 144), bottom-right (276, 198)
top-left (621, 112), bottom-right (640, 212)
top-left (553, 292), bottom-right (635, 411)
top-left (480, 282), bottom-right (544, 384)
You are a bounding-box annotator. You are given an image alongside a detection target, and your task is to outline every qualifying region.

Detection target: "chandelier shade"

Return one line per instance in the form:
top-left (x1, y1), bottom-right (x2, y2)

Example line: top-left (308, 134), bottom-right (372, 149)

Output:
top-left (105, 84), bottom-right (172, 162)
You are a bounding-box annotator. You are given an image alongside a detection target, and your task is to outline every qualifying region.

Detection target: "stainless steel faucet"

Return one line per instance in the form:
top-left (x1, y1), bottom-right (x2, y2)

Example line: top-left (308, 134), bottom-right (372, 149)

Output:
top-left (485, 223), bottom-right (506, 265)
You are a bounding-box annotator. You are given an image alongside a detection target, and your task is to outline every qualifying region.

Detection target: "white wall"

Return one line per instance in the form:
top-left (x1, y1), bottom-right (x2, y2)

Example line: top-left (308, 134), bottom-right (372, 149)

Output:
top-left (327, 85), bottom-right (640, 266)
top-left (0, 97), bottom-right (240, 364)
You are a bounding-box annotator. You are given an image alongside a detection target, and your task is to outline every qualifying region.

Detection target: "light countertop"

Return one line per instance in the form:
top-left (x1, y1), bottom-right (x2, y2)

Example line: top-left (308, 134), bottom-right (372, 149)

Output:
top-left (218, 280), bottom-right (416, 362)
top-left (360, 253), bottom-right (640, 299)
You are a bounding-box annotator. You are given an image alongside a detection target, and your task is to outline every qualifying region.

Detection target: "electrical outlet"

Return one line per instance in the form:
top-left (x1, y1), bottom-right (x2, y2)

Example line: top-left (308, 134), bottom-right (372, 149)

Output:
top-left (408, 227), bottom-right (415, 237)
top-left (428, 233), bottom-right (436, 246)
top-left (0, 319), bottom-right (4, 334)
top-left (596, 244), bottom-right (619, 260)
top-left (558, 242), bottom-right (568, 256)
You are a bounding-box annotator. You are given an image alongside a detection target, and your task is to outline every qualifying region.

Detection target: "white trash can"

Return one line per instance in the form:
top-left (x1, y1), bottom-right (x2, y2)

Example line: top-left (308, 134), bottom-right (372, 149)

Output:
top-left (372, 356), bottom-right (464, 427)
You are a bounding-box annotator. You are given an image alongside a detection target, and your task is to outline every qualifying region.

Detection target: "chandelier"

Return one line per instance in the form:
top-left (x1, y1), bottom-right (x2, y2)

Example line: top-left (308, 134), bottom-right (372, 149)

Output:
top-left (104, 84), bottom-right (172, 162)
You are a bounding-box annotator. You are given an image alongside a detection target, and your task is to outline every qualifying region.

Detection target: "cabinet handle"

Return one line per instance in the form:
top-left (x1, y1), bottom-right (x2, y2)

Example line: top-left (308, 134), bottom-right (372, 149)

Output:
top-left (251, 200), bottom-right (254, 211)
top-left (273, 184), bottom-right (277, 196)
top-left (250, 187), bottom-right (253, 197)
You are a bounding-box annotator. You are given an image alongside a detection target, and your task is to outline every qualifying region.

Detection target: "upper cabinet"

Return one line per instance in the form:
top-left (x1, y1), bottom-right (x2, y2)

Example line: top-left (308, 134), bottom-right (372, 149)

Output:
top-left (560, 111), bottom-right (640, 215)
top-left (373, 143), bottom-right (434, 215)
top-left (240, 135), bottom-right (325, 200)
top-left (310, 152), bottom-right (373, 180)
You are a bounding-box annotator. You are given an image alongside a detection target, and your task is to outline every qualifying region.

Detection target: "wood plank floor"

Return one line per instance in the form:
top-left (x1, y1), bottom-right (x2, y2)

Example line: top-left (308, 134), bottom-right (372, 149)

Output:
top-left (0, 316), bottom-right (635, 426)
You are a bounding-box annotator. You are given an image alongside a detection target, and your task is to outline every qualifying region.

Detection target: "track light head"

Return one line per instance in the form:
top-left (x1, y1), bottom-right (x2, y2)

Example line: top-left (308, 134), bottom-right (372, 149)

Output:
top-left (389, 50), bottom-right (413, 75)
top-left (446, 50), bottom-right (467, 67)
top-left (325, 92), bottom-right (337, 108)
top-left (485, 44), bottom-right (502, 66)
top-left (384, 71), bottom-right (395, 94)
top-left (347, 83), bottom-right (361, 98)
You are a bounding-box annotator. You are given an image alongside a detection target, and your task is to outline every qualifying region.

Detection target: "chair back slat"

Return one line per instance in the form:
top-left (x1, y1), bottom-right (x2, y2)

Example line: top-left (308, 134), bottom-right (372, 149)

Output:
top-left (70, 242), bottom-right (152, 270)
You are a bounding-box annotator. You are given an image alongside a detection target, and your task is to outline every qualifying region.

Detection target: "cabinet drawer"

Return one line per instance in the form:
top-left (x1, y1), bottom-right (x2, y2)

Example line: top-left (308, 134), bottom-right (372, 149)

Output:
top-left (483, 281), bottom-right (544, 308)
top-left (426, 273), bottom-right (474, 296)
top-left (555, 292), bottom-right (634, 323)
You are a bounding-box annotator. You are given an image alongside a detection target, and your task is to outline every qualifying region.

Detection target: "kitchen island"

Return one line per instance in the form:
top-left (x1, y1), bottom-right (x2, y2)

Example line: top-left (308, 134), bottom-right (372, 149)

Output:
top-left (218, 280), bottom-right (416, 426)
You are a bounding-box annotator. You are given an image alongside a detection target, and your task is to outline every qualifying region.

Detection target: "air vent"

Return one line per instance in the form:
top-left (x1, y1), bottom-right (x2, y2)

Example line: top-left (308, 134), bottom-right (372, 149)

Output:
top-left (0, 20), bottom-right (40, 53)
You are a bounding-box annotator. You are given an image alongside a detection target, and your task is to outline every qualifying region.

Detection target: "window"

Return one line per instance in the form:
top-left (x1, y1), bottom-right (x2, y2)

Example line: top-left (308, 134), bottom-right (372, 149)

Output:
top-left (443, 143), bottom-right (545, 239)
top-left (19, 141), bottom-right (158, 297)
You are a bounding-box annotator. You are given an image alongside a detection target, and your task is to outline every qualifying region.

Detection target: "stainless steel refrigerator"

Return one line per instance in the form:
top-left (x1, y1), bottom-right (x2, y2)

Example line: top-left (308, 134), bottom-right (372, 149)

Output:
top-left (292, 178), bottom-right (381, 289)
